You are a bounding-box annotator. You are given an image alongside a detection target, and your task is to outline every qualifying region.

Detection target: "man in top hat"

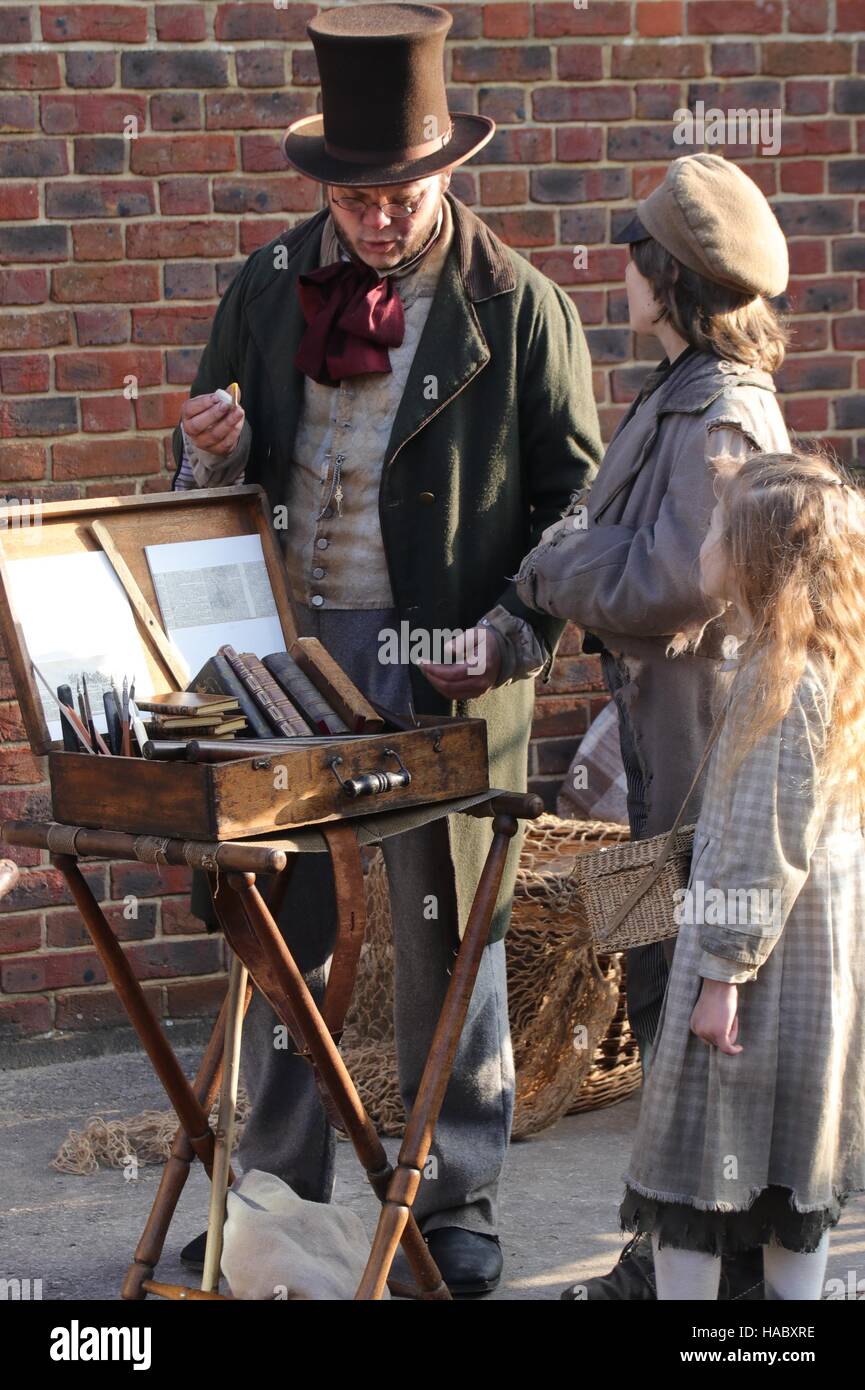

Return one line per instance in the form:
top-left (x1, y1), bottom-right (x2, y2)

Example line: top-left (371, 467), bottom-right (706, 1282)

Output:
top-left (171, 2), bottom-right (601, 1295)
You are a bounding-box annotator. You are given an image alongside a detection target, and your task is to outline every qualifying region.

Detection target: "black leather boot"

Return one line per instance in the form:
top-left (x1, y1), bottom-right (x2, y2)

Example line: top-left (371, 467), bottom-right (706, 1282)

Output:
top-left (180, 1230), bottom-right (209, 1272)
top-left (561, 1233), bottom-right (657, 1300)
top-left (719, 1247), bottom-right (765, 1301)
top-left (561, 1236), bottom-right (764, 1301)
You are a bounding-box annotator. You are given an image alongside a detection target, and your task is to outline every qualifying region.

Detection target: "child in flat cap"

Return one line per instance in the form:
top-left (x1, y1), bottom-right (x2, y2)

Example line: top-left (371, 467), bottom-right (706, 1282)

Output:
top-left (515, 156), bottom-right (794, 1300)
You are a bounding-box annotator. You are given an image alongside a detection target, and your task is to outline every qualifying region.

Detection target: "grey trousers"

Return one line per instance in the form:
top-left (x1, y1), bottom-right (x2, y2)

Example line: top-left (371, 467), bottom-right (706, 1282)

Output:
top-left (236, 605), bottom-right (515, 1234)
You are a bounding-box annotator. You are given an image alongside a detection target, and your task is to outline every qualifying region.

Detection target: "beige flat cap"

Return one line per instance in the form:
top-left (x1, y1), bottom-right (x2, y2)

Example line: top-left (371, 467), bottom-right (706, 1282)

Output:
top-left (614, 154), bottom-right (789, 299)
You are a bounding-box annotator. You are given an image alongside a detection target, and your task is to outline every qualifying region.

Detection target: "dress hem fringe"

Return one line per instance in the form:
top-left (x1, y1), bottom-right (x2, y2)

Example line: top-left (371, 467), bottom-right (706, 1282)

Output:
top-left (619, 1180), bottom-right (858, 1257)
top-left (621, 1174), bottom-right (860, 1216)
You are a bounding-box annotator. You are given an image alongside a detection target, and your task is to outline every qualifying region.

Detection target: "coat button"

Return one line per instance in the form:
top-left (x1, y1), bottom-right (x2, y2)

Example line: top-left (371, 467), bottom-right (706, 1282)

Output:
top-left (418, 491), bottom-right (435, 504)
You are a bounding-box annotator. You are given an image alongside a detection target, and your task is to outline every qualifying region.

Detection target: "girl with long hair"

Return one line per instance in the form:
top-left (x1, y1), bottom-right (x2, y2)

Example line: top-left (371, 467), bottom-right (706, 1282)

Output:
top-left (619, 451), bottom-right (865, 1300)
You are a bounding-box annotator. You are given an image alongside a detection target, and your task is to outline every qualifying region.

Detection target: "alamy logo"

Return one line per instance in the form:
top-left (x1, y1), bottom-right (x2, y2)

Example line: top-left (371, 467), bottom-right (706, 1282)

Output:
top-left (673, 101), bottom-right (781, 157)
top-left (377, 622), bottom-right (485, 669)
top-left (49, 1322), bottom-right (152, 1371)
top-left (674, 881), bottom-right (783, 927)
top-left (0, 1276), bottom-right (42, 1300)
top-left (824, 1269), bottom-right (865, 1300)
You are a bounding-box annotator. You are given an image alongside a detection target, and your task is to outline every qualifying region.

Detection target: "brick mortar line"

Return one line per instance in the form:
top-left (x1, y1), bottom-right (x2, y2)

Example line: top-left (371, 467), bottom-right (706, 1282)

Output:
top-left (2, 36), bottom-right (863, 51)
top-left (6, 83), bottom-right (864, 104)
top-left (2, 930), bottom-right (220, 955)
top-left (0, 970), bottom-right (228, 1004)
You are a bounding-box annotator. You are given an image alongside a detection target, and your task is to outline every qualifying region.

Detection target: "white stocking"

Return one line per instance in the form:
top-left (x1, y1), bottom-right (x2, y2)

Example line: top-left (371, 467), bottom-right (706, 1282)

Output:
top-left (763, 1231), bottom-right (830, 1301)
top-left (651, 1234), bottom-right (722, 1301)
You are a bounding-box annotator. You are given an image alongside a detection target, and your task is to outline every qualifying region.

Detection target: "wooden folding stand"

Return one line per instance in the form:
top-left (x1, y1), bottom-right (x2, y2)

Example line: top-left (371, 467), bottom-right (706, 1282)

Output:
top-left (2, 793), bottom-right (539, 1301)
top-left (0, 485), bottom-right (541, 1300)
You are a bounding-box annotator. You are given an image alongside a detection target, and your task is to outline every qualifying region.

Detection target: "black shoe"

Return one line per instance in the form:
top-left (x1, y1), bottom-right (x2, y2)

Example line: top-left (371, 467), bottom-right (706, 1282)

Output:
top-left (179, 1230), bottom-right (208, 1273)
top-left (425, 1228), bottom-right (503, 1297)
top-left (560, 1235), bottom-right (765, 1302)
top-left (561, 1232), bottom-right (656, 1301)
top-left (719, 1248), bottom-right (764, 1301)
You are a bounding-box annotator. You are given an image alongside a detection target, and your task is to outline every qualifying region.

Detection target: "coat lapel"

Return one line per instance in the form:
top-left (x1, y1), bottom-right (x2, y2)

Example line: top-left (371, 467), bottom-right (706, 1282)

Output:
top-left (588, 399), bottom-right (661, 521)
top-left (384, 244), bottom-right (490, 468)
top-left (245, 213), bottom-right (326, 473)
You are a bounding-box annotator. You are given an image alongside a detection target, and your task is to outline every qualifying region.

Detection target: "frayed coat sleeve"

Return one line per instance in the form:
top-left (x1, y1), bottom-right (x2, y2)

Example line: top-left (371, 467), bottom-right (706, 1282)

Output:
top-left (695, 673), bottom-right (830, 982)
top-left (177, 419), bottom-right (253, 492)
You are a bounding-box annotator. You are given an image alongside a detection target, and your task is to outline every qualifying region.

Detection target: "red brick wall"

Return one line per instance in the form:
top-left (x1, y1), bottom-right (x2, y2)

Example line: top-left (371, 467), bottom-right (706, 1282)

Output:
top-left (1, 1), bottom-right (863, 1040)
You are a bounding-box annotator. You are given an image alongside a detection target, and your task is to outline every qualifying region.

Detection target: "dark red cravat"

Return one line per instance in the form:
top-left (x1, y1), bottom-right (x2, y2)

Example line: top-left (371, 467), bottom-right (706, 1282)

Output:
top-left (294, 260), bottom-right (406, 387)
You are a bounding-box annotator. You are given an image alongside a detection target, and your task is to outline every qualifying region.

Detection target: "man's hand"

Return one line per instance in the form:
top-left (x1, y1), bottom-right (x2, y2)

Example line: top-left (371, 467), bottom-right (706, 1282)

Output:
top-left (181, 388), bottom-right (245, 457)
top-left (418, 625), bottom-right (502, 700)
top-left (690, 978), bottom-right (742, 1055)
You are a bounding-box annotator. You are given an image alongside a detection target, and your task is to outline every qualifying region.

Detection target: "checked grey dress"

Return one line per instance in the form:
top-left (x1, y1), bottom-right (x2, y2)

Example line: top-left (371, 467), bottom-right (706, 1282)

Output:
top-left (620, 657), bottom-right (865, 1253)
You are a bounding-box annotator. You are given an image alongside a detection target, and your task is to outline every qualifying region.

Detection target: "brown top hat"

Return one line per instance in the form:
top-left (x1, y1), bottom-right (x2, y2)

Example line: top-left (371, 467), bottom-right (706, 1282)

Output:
top-left (282, 3), bottom-right (495, 186)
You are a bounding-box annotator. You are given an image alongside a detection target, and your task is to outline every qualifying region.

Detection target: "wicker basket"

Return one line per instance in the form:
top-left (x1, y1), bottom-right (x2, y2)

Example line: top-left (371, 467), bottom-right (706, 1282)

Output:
top-left (515, 815), bottom-right (643, 1129)
top-left (518, 812), bottom-right (629, 864)
top-left (568, 951), bottom-right (642, 1114)
top-left (566, 823), bottom-right (695, 952)
top-left (339, 815), bottom-right (646, 1140)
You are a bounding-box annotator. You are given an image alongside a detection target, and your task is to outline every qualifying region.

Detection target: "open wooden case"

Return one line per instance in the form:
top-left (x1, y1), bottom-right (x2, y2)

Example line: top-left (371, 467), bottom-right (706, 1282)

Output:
top-left (0, 486), bottom-right (489, 839)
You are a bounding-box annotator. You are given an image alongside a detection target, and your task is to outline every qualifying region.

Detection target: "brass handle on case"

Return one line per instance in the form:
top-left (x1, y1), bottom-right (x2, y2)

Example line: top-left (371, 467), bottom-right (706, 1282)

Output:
top-left (328, 747), bottom-right (412, 799)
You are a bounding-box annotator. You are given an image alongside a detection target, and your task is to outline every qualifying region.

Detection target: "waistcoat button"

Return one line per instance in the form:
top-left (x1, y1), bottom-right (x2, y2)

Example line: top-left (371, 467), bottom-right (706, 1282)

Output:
top-left (418, 491), bottom-right (435, 504)
top-left (316, 537), bottom-right (328, 550)
top-left (312, 567), bottom-right (325, 580)
top-left (311, 594), bottom-right (324, 607)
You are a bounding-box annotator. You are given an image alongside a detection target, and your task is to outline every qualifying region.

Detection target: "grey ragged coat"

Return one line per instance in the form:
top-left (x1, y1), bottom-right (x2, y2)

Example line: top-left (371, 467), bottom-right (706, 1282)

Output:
top-left (516, 350), bottom-right (790, 838)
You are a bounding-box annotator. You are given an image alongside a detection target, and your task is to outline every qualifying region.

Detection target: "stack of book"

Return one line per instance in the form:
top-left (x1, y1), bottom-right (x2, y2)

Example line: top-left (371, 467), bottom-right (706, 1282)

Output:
top-left (189, 638), bottom-right (386, 740)
top-left (137, 691), bottom-right (246, 740)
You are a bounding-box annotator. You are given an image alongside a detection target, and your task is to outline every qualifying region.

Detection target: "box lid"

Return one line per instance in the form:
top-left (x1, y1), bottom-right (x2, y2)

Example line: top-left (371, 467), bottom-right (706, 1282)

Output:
top-left (0, 485), bottom-right (297, 756)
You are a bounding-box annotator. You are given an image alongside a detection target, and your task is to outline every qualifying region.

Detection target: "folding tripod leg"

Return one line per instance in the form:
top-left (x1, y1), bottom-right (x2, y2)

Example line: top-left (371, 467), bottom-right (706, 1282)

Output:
top-left (357, 812), bottom-right (520, 1300)
top-left (223, 869), bottom-right (451, 1300)
top-left (51, 854), bottom-right (217, 1168)
top-left (121, 989), bottom-right (237, 1300)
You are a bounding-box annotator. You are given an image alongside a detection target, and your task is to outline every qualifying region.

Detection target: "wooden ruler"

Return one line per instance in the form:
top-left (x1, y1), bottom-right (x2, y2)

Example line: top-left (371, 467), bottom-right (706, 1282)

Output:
top-left (90, 520), bottom-right (190, 690)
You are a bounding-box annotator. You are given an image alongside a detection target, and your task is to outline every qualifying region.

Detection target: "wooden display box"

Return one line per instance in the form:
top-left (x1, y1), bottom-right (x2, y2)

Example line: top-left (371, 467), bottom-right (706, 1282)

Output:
top-left (0, 487), bottom-right (489, 839)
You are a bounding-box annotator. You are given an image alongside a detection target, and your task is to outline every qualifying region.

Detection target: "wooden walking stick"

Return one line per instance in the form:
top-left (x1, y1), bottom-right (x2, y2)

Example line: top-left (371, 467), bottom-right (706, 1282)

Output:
top-left (201, 951), bottom-right (248, 1294)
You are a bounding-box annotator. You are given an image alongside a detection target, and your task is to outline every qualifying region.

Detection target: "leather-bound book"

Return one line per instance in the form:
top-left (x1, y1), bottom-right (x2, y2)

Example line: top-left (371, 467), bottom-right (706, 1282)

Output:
top-left (220, 646), bottom-right (313, 737)
top-left (190, 653), bottom-right (274, 739)
top-left (263, 651), bottom-right (349, 734)
top-left (136, 692), bottom-right (240, 718)
top-left (289, 637), bottom-right (385, 734)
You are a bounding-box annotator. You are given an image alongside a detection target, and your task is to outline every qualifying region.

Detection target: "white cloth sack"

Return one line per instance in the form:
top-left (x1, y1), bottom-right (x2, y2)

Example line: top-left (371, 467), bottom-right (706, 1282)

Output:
top-left (221, 1169), bottom-right (388, 1300)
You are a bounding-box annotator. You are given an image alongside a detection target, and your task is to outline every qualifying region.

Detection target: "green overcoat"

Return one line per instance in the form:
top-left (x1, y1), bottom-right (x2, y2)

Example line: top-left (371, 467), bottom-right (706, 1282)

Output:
top-left (171, 193), bottom-right (601, 940)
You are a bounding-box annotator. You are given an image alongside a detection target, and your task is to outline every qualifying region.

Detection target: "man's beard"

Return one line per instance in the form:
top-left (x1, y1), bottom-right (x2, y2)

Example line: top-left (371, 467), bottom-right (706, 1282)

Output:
top-left (332, 194), bottom-right (444, 273)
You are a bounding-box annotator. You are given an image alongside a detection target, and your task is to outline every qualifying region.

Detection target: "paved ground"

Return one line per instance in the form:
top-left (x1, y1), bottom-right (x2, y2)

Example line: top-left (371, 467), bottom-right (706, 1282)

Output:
top-left (1, 1046), bottom-right (863, 1301)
